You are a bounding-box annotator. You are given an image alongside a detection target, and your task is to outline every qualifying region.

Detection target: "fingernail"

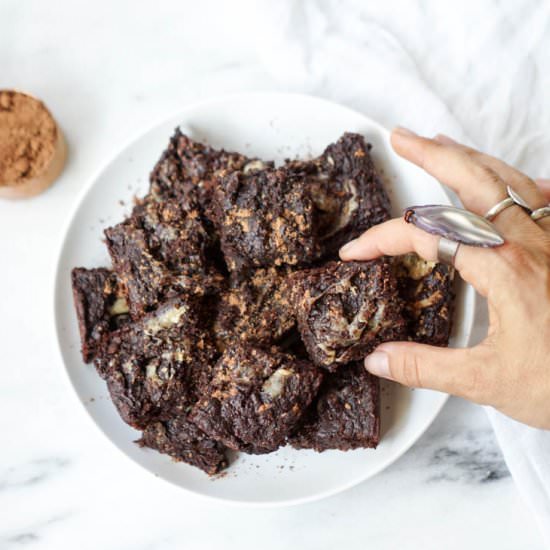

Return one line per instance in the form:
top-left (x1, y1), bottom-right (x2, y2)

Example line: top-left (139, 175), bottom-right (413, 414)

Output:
top-left (339, 238), bottom-right (357, 256)
top-left (364, 351), bottom-right (391, 378)
top-left (393, 126), bottom-right (417, 138)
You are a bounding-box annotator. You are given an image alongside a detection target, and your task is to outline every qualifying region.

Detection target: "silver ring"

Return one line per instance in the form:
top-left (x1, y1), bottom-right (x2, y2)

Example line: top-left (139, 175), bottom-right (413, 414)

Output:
top-left (484, 185), bottom-right (532, 221)
top-left (438, 237), bottom-right (460, 266)
top-left (531, 206), bottom-right (550, 222)
top-left (484, 197), bottom-right (515, 221)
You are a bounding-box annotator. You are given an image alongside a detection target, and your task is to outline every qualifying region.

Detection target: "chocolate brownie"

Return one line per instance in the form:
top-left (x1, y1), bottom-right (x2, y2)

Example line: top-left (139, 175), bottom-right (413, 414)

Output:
top-left (95, 297), bottom-right (216, 429)
top-left (70, 130), bottom-right (458, 475)
top-left (105, 198), bottom-right (223, 318)
top-left (290, 260), bottom-right (406, 370)
top-left (287, 132), bottom-right (392, 256)
top-left (214, 267), bottom-right (295, 349)
top-left (71, 268), bottom-right (130, 362)
top-left (189, 345), bottom-right (323, 454)
top-left (394, 254), bottom-right (455, 345)
top-left (138, 415), bottom-right (228, 475)
top-left (149, 129), bottom-right (267, 220)
top-left (213, 164), bottom-right (322, 271)
top-left (290, 362), bottom-right (380, 451)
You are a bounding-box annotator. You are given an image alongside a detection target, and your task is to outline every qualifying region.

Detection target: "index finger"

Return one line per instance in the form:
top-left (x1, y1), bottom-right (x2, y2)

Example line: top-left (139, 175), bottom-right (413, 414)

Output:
top-left (391, 128), bottom-right (550, 239)
top-left (339, 217), bottom-right (495, 296)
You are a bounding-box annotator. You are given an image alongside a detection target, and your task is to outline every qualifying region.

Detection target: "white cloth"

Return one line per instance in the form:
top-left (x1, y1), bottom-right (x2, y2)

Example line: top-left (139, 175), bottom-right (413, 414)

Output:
top-left (245, 0), bottom-right (550, 541)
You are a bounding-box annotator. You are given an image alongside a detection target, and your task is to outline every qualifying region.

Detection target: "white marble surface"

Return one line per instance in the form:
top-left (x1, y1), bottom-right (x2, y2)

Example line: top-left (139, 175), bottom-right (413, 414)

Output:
top-left (1, 1), bottom-right (550, 548)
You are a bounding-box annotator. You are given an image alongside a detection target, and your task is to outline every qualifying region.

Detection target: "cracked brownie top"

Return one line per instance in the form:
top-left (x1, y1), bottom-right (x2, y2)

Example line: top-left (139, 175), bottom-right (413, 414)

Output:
top-left (213, 164), bottom-right (323, 271)
top-left (287, 132), bottom-right (393, 257)
top-left (138, 414), bottom-right (228, 475)
top-left (290, 362), bottom-right (380, 452)
top-left (214, 266), bottom-right (296, 349)
top-left (189, 345), bottom-right (323, 454)
top-left (290, 259), bottom-right (406, 370)
top-left (95, 296), bottom-right (217, 429)
top-left (104, 197), bottom-right (223, 318)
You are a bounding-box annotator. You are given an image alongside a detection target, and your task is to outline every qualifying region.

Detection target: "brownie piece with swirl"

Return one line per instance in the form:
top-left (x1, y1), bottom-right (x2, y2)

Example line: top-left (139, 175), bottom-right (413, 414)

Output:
top-left (289, 260), bottom-right (406, 371)
top-left (189, 345), bottom-right (323, 454)
top-left (104, 198), bottom-right (223, 319)
top-left (95, 296), bottom-right (217, 429)
top-left (286, 132), bottom-right (392, 258)
top-left (213, 164), bottom-right (324, 272)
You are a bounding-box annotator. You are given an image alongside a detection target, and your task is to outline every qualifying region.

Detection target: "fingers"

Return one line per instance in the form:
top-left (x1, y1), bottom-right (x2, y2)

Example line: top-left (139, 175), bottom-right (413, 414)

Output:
top-left (339, 217), bottom-right (494, 296)
top-left (391, 127), bottom-right (504, 214)
top-left (364, 341), bottom-right (491, 403)
top-left (433, 134), bottom-right (548, 213)
top-left (393, 129), bottom-right (544, 218)
top-left (391, 128), bottom-right (549, 239)
top-left (536, 178), bottom-right (550, 201)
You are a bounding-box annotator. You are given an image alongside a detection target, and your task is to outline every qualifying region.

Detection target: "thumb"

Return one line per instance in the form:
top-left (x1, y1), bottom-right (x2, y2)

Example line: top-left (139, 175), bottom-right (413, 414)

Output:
top-left (364, 341), bottom-right (488, 403)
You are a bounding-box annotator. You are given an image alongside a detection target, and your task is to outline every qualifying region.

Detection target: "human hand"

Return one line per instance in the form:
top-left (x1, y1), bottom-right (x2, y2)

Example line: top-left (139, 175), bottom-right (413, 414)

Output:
top-left (340, 128), bottom-right (550, 429)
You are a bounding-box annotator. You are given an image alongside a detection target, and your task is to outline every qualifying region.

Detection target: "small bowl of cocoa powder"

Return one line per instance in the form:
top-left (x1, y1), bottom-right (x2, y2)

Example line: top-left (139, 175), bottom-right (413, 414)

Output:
top-left (0, 90), bottom-right (66, 199)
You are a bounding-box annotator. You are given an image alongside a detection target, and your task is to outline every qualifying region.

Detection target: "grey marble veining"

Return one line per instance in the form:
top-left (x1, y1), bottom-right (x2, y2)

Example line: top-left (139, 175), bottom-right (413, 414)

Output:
top-left (0, 458), bottom-right (71, 492)
top-left (0, 515), bottom-right (71, 550)
top-left (384, 397), bottom-right (509, 484)
top-left (427, 437), bottom-right (509, 484)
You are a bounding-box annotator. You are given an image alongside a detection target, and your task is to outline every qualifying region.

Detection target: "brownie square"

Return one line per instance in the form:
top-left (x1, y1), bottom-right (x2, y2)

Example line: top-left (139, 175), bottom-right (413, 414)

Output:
top-left (287, 132), bottom-right (392, 256)
top-left (149, 129), bottom-right (267, 221)
top-left (71, 268), bottom-right (130, 362)
top-left (95, 297), bottom-right (217, 429)
top-left (290, 260), bottom-right (406, 371)
top-left (394, 254), bottom-right (455, 346)
top-left (214, 165), bottom-right (322, 271)
top-left (105, 198), bottom-right (223, 319)
top-left (290, 362), bottom-right (380, 451)
top-left (214, 267), bottom-right (295, 349)
top-left (138, 415), bottom-right (228, 476)
top-left (189, 345), bottom-right (323, 454)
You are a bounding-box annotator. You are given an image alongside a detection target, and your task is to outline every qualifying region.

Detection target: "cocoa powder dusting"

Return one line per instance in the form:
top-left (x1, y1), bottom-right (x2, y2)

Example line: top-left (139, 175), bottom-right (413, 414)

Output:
top-left (0, 91), bottom-right (57, 186)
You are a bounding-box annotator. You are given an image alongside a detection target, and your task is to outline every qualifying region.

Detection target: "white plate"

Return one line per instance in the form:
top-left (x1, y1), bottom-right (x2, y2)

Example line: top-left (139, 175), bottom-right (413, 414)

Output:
top-left (53, 93), bottom-right (476, 507)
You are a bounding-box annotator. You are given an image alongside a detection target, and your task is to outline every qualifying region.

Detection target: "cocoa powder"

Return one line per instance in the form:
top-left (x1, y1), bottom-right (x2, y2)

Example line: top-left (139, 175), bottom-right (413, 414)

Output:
top-left (0, 91), bottom-right (58, 186)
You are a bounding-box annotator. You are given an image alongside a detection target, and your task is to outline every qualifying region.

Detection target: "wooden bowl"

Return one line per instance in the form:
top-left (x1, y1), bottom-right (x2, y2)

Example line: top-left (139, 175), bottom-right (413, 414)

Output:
top-left (0, 90), bottom-right (66, 199)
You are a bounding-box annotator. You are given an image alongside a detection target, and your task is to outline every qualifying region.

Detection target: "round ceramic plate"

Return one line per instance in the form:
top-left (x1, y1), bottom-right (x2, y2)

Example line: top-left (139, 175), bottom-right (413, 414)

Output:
top-left (54, 93), bottom-right (475, 506)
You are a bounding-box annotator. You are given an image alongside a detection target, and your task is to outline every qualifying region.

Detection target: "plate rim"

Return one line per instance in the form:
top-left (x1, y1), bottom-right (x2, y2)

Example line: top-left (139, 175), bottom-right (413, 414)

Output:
top-left (52, 91), bottom-right (475, 507)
